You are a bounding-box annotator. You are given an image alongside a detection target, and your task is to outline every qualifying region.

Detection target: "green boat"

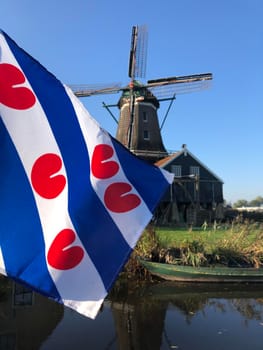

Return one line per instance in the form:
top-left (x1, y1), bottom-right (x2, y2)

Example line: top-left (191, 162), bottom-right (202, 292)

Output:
top-left (140, 259), bottom-right (263, 283)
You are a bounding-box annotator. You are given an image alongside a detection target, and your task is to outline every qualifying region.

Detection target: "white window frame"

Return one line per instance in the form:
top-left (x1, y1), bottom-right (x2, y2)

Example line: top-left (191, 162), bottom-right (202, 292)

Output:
top-left (190, 166), bottom-right (200, 176)
top-left (171, 165), bottom-right (182, 177)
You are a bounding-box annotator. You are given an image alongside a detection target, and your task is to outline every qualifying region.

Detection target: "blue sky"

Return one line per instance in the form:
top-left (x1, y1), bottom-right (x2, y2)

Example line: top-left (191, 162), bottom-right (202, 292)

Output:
top-left (1, 0), bottom-right (262, 204)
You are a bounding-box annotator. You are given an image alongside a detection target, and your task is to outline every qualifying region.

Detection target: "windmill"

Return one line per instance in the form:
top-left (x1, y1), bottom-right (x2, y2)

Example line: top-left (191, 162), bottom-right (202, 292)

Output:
top-left (70, 25), bottom-right (212, 163)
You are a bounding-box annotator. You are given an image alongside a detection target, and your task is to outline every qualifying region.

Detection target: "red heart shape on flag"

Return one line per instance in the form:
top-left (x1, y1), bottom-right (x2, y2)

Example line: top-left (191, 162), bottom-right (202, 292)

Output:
top-left (104, 182), bottom-right (141, 213)
top-left (47, 229), bottom-right (84, 270)
top-left (91, 144), bottom-right (119, 179)
top-left (31, 153), bottom-right (66, 199)
top-left (0, 63), bottom-right (36, 110)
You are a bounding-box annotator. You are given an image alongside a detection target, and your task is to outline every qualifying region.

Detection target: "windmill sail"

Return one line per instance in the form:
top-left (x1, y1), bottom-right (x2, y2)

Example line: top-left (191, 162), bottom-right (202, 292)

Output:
top-left (69, 73), bottom-right (212, 99)
top-left (68, 25), bottom-right (212, 163)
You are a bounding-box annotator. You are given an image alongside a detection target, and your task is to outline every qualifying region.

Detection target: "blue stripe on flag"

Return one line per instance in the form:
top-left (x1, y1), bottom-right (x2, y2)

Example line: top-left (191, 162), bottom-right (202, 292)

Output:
top-left (0, 118), bottom-right (61, 300)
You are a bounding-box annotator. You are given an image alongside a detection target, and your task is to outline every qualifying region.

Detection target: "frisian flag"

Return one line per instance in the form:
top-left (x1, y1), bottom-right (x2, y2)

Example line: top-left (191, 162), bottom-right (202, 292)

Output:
top-left (0, 30), bottom-right (174, 318)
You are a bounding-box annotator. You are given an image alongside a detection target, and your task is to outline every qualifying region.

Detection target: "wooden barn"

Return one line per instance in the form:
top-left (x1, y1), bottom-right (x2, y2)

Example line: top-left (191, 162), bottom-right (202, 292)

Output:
top-left (155, 144), bottom-right (224, 226)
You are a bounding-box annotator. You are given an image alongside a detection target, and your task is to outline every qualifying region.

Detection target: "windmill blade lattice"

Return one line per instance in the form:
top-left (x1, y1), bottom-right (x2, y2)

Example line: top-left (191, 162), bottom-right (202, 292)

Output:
top-left (69, 82), bottom-right (122, 98)
top-left (128, 25), bottom-right (148, 80)
top-left (69, 73), bottom-right (212, 100)
top-left (146, 73), bottom-right (212, 99)
top-left (68, 25), bottom-right (212, 104)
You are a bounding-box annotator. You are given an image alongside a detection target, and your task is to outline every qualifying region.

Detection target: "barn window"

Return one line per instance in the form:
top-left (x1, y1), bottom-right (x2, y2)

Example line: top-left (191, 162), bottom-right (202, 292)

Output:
top-left (143, 130), bottom-right (150, 140)
top-left (190, 166), bottom-right (200, 176)
top-left (171, 165), bottom-right (182, 177)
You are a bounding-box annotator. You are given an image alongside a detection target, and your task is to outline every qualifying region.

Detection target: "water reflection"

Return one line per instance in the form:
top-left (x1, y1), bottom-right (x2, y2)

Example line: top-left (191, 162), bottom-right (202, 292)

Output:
top-left (0, 276), bottom-right (263, 349)
top-left (109, 282), bottom-right (263, 350)
top-left (0, 276), bottom-right (63, 349)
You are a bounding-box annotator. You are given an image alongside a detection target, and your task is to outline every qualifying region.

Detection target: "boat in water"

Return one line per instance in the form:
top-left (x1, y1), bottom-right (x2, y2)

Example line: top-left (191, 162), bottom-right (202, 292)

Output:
top-left (140, 259), bottom-right (263, 283)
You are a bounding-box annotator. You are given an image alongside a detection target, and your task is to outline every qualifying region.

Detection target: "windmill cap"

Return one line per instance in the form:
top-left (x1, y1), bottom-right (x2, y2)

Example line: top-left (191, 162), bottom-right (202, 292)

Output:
top-left (118, 81), bottom-right (159, 108)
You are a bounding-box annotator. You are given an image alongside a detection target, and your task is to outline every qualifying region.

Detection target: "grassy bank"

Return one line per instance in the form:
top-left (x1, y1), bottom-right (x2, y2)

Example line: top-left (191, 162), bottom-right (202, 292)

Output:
top-left (131, 220), bottom-right (263, 270)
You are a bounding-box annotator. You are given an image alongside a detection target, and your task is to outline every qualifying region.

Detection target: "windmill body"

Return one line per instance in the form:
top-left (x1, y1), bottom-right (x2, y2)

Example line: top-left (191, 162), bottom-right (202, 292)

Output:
top-left (117, 82), bottom-right (168, 163)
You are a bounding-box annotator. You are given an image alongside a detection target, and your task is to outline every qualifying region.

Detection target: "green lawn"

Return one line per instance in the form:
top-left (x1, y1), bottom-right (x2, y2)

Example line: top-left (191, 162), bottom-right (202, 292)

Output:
top-left (155, 227), bottom-right (226, 250)
top-left (155, 223), bottom-right (262, 251)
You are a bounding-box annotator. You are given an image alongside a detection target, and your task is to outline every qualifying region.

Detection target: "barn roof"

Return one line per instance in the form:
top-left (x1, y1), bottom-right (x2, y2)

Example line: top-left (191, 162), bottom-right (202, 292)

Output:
top-left (155, 146), bottom-right (224, 183)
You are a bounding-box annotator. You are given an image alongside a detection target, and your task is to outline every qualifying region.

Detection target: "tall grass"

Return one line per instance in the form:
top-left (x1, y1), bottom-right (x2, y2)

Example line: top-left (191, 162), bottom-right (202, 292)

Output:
top-left (134, 220), bottom-right (263, 268)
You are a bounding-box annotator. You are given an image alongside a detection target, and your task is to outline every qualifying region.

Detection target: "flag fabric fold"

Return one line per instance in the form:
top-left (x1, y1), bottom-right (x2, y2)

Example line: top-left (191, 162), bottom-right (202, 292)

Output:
top-left (0, 30), bottom-right (174, 318)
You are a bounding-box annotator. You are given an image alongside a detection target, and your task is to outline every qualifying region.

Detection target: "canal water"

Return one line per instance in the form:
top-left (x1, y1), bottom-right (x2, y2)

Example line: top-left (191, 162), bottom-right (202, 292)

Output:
top-left (0, 277), bottom-right (263, 349)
